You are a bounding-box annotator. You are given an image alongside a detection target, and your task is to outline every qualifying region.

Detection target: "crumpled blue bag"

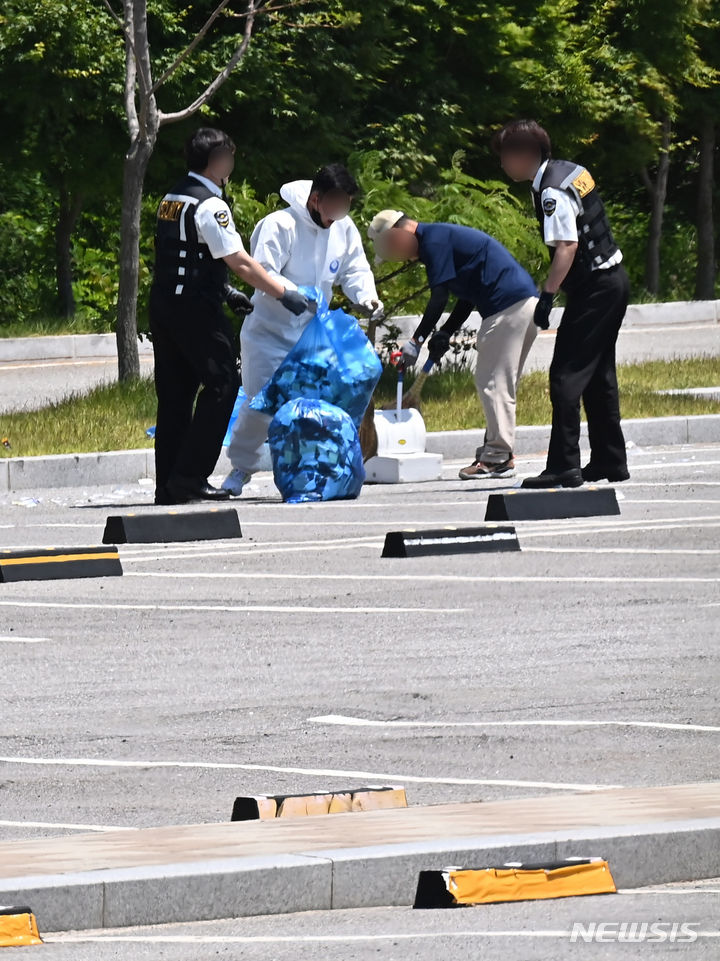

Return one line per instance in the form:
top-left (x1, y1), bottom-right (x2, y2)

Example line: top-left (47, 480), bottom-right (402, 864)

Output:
top-left (249, 286), bottom-right (382, 427)
top-left (268, 398), bottom-right (365, 503)
top-left (222, 386), bottom-right (247, 447)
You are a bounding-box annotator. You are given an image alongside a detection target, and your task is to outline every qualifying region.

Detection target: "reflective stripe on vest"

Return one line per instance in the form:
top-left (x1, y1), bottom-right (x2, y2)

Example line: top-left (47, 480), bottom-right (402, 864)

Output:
top-left (152, 177), bottom-right (227, 300)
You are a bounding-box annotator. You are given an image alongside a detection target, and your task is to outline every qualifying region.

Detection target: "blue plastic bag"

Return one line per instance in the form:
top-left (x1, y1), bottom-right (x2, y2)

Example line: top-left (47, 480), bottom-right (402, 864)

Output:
top-left (249, 286), bottom-right (381, 428)
top-left (268, 398), bottom-right (365, 503)
top-left (222, 386), bottom-right (247, 447)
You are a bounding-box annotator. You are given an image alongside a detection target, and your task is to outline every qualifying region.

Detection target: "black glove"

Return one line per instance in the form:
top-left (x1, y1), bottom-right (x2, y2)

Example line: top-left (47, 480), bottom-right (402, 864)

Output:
top-left (223, 284), bottom-right (253, 316)
top-left (280, 288), bottom-right (317, 317)
top-left (428, 329), bottom-right (451, 363)
top-left (534, 291), bottom-right (555, 330)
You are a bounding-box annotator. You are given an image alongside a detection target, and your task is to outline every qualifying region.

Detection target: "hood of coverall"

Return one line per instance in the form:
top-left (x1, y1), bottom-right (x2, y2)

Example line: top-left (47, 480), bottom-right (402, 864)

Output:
top-left (279, 179), bottom-right (319, 229)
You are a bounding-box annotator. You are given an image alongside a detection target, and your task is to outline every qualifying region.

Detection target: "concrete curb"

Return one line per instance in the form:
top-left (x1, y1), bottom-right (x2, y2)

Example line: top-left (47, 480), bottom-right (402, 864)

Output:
top-left (1, 817), bottom-right (718, 932)
top-left (388, 300), bottom-right (720, 341)
top-left (1, 300), bottom-right (717, 363)
top-left (426, 413), bottom-right (720, 459)
top-left (0, 333), bottom-right (153, 363)
top-left (1, 415), bottom-right (719, 492)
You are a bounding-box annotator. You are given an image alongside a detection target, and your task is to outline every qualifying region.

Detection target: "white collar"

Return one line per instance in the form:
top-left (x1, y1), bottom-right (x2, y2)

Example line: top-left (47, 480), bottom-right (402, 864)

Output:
top-left (532, 160), bottom-right (549, 192)
top-left (188, 171), bottom-right (222, 197)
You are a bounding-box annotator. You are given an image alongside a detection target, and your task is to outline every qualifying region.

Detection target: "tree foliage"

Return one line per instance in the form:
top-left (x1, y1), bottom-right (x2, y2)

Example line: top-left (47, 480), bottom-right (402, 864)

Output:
top-left (0, 0), bottom-right (717, 340)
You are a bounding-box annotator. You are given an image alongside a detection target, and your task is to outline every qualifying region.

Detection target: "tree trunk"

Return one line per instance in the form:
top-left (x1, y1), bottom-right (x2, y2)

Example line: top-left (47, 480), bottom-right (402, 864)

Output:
top-left (55, 188), bottom-right (83, 318)
top-left (116, 133), bottom-right (155, 381)
top-left (115, 0), bottom-right (257, 380)
top-left (642, 117), bottom-right (671, 296)
top-left (694, 113), bottom-right (716, 300)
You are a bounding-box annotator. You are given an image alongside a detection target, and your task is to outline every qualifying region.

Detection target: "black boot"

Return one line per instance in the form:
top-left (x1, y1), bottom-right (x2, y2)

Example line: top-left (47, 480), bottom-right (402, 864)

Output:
top-left (521, 468), bottom-right (584, 489)
top-left (581, 463), bottom-right (630, 482)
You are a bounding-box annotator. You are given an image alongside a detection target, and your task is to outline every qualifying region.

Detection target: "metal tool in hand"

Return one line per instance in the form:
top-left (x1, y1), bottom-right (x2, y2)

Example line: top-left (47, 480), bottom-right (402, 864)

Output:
top-left (390, 349), bottom-right (405, 412)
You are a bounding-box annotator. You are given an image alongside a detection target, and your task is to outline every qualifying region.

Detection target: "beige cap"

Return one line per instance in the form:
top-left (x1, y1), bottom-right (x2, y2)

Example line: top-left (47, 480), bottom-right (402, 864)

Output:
top-left (367, 209), bottom-right (405, 262)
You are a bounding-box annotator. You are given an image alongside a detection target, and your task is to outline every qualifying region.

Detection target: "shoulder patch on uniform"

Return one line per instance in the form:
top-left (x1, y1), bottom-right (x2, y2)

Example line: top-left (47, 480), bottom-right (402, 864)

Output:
top-left (214, 209), bottom-right (230, 229)
top-left (542, 197), bottom-right (557, 216)
top-left (571, 170), bottom-right (595, 198)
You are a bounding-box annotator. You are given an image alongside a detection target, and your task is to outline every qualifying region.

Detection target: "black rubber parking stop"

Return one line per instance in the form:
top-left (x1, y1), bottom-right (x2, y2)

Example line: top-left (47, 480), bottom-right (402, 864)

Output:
top-left (0, 546), bottom-right (122, 583)
top-left (485, 487), bottom-right (620, 522)
top-left (382, 525), bottom-right (520, 558)
top-left (103, 508), bottom-right (242, 544)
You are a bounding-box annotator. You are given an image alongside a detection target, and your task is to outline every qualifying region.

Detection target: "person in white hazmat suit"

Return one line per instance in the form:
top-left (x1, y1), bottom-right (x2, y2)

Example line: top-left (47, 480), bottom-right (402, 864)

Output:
top-left (222, 163), bottom-right (383, 495)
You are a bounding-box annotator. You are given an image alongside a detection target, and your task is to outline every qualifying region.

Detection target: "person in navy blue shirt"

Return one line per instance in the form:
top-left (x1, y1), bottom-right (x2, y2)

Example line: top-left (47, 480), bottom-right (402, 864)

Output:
top-left (368, 210), bottom-right (539, 479)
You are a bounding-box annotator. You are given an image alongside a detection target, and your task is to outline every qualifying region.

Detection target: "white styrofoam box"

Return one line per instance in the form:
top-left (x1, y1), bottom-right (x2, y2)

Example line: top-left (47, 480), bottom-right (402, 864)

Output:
top-left (364, 452), bottom-right (443, 484)
top-left (374, 408), bottom-right (426, 455)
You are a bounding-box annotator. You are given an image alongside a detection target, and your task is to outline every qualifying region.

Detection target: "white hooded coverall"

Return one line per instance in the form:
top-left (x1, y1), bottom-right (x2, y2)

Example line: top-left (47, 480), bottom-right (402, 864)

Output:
top-left (226, 179), bottom-right (379, 475)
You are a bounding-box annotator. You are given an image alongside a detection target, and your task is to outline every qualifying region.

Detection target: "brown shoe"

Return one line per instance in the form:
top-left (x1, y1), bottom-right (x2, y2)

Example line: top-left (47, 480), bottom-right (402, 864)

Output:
top-left (458, 456), bottom-right (515, 480)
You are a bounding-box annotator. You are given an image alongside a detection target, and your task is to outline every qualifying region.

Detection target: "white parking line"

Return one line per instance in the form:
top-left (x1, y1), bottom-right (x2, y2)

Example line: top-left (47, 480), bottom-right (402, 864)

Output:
top-left (617, 481), bottom-right (720, 488)
top-left (0, 600), bottom-right (463, 615)
top-left (120, 535), bottom-right (384, 562)
top-left (0, 358), bottom-right (152, 372)
top-left (620, 459), bottom-right (720, 470)
top-left (45, 929), bottom-right (720, 944)
top-left (618, 888), bottom-right (720, 895)
top-left (25, 522), bottom-right (106, 528)
top-left (122, 568), bottom-right (720, 586)
top-left (520, 520), bottom-right (720, 539)
top-left (622, 498), bottom-right (720, 505)
top-left (102, 505), bottom-right (717, 526)
top-left (117, 533), bottom-right (383, 552)
top-left (0, 635), bottom-right (49, 643)
top-left (0, 755), bottom-right (617, 792)
top-left (517, 513), bottom-right (720, 530)
top-left (115, 573), bottom-right (718, 586)
top-left (309, 714), bottom-right (720, 734)
top-left (0, 819), bottom-right (133, 833)
top-left (523, 547), bottom-right (720, 555)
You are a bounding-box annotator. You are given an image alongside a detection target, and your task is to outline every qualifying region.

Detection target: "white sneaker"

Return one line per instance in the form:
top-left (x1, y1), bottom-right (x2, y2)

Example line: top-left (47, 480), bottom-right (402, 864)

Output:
top-left (221, 468), bottom-right (252, 496)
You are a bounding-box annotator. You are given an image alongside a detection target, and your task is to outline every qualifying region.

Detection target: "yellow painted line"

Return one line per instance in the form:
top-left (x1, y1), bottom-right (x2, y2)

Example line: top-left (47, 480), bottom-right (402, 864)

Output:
top-left (0, 552), bottom-right (118, 567)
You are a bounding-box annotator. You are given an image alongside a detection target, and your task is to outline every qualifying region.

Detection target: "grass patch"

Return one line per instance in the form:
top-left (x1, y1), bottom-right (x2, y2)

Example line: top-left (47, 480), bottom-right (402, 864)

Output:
top-left (0, 316), bottom-right (114, 338)
top-left (0, 379), bottom-right (156, 458)
top-left (0, 357), bottom-right (718, 457)
top-left (374, 356), bottom-right (720, 432)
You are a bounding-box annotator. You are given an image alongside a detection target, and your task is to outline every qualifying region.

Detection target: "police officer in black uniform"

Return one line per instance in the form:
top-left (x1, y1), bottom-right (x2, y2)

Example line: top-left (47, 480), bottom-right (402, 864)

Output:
top-left (150, 127), bottom-right (314, 505)
top-left (493, 119), bottom-right (630, 488)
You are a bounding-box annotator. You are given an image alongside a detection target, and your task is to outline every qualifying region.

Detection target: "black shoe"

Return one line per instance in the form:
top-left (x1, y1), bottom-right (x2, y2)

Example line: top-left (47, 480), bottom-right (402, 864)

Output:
top-left (521, 468), bottom-right (584, 489)
top-left (166, 475), bottom-right (231, 503)
top-left (581, 463), bottom-right (630, 483)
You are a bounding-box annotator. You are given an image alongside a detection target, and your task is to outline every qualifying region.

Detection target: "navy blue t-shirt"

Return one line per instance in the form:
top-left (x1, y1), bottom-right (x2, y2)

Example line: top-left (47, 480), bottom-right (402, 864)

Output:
top-left (416, 222), bottom-right (537, 316)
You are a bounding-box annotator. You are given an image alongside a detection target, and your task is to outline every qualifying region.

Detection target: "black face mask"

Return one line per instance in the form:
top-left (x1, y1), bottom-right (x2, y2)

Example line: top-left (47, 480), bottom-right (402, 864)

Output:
top-left (309, 205), bottom-right (329, 229)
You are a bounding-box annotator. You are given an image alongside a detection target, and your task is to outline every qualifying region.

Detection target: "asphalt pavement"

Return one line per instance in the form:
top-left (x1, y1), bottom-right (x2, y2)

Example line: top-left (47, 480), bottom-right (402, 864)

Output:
top-left (0, 354), bottom-right (154, 414)
top-left (0, 444), bottom-right (718, 839)
top-left (39, 879), bottom-right (720, 960)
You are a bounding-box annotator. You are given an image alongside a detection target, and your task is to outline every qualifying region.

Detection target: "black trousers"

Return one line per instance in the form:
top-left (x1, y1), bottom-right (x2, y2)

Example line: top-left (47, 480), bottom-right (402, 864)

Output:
top-left (149, 288), bottom-right (239, 491)
top-left (546, 265), bottom-right (630, 473)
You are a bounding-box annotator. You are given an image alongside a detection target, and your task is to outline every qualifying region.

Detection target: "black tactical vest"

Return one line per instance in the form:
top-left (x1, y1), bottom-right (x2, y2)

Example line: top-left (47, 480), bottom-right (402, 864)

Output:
top-left (152, 176), bottom-right (228, 302)
top-left (532, 160), bottom-right (619, 292)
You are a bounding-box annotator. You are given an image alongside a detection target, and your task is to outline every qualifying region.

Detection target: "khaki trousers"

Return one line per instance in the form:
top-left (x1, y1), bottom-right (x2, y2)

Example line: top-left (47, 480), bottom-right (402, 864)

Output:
top-left (473, 295), bottom-right (538, 464)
